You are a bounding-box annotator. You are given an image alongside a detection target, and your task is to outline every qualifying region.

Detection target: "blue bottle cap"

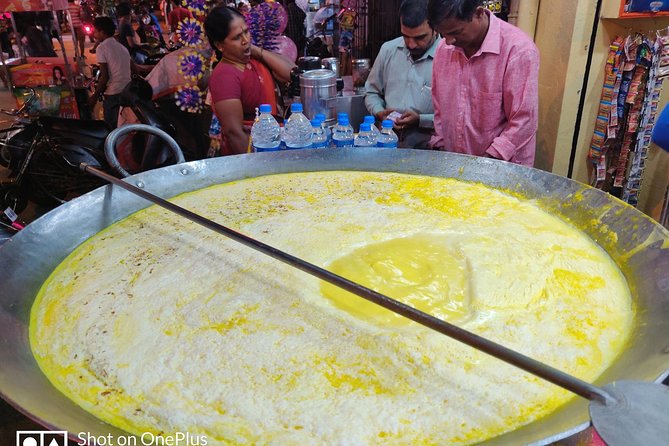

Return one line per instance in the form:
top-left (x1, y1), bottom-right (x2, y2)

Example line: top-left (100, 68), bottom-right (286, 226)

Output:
top-left (364, 115), bottom-right (375, 124)
top-left (382, 119), bottom-right (394, 128)
top-left (311, 119), bottom-right (321, 127)
top-left (359, 123), bottom-right (371, 132)
top-left (315, 113), bottom-right (326, 121)
top-left (338, 116), bottom-right (349, 125)
top-left (291, 103), bottom-right (303, 113)
top-left (259, 104), bottom-right (272, 113)
top-left (338, 112), bottom-right (348, 120)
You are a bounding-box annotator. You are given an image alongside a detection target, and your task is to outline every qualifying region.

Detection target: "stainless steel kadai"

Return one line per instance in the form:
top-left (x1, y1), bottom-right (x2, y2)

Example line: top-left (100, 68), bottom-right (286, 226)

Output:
top-left (0, 149), bottom-right (667, 445)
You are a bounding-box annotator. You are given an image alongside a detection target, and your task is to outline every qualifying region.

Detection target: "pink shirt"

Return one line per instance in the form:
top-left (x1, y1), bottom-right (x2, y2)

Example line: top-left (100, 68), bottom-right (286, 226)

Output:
top-left (429, 11), bottom-right (539, 166)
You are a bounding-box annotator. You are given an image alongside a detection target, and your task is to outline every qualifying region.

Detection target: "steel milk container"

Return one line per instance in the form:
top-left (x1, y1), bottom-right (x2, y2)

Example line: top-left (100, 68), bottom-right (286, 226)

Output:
top-left (300, 69), bottom-right (338, 124)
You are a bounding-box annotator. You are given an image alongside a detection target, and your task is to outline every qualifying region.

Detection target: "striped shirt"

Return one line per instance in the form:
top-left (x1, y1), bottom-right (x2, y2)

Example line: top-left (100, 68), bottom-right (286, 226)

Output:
top-left (68, 2), bottom-right (82, 28)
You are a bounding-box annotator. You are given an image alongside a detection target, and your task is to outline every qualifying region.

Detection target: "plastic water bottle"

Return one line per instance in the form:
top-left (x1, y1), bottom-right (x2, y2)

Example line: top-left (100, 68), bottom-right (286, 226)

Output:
top-left (363, 115), bottom-right (380, 139)
top-left (354, 122), bottom-right (377, 147)
top-left (250, 104), bottom-right (281, 152)
top-left (377, 119), bottom-right (399, 148)
top-left (283, 103), bottom-right (313, 150)
top-left (311, 118), bottom-right (328, 148)
top-left (332, 114), bottom-right (354, 148)
top-left (315, 113), bottom-right (331, 145)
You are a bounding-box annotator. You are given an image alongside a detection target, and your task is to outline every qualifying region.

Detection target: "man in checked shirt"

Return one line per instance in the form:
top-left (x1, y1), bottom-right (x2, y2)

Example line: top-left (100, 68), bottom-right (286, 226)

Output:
top-left (427, 0), bottom-right (539, 166)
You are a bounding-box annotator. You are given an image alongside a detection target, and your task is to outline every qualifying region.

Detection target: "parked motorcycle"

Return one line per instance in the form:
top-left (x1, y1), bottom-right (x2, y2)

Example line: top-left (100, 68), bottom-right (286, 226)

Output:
top-left (0, 86), bottom-right (184, 231)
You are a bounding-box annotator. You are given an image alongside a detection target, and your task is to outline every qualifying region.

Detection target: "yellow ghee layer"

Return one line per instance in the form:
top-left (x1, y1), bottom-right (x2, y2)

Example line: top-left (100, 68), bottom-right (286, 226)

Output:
top-left (30, 171), bottom-right (634, 445)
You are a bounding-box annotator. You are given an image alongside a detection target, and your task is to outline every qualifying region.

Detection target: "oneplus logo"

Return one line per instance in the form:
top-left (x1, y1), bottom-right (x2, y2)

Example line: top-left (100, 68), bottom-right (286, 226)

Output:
top-left (16, 431), bottom-right (68, 446)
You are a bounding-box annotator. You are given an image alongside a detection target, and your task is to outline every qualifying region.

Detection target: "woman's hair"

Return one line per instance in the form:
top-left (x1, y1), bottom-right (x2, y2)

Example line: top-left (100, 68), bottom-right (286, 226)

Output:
top-left (427, 0), bottom-right (483, 26)
top-left (204, 6), bottom-right (245, 51)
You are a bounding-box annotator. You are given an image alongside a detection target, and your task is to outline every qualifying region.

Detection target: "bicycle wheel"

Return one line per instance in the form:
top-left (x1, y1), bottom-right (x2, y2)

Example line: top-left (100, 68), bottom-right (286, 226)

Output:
top-left (25, 145), bottom-right (106, 206)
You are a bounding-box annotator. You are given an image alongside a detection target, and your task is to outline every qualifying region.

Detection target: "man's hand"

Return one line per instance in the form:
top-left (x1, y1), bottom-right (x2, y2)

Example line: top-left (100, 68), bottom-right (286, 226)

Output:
top-left (375, 109), bottom-right (396, 123)
top-left (394, 110), bottom-right (419, 130)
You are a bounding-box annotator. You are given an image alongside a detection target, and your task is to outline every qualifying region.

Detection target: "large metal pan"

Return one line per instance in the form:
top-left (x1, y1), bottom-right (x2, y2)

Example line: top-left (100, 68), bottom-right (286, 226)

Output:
top-left (1, 149), bottom-right (667, 445)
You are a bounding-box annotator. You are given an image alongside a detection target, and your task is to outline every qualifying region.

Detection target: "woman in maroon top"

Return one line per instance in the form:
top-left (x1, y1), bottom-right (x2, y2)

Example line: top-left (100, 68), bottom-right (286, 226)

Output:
top-left (205, 6), bottom-right (295, 155)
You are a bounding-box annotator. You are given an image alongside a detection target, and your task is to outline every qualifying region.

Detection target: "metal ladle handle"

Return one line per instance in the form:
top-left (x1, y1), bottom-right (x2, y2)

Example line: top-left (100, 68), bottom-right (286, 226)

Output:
top-left (79, 162), bottom-right (615, 405)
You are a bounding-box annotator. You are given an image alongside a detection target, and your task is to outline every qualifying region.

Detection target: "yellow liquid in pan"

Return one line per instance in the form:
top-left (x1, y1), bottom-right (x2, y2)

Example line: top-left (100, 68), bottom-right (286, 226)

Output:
top-left (323, 234), bottom-right (470, 326)
top-left (30, 171), bottom-right (634, 445)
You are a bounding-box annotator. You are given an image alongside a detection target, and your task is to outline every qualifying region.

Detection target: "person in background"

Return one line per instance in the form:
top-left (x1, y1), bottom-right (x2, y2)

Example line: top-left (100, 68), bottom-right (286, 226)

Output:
top-left (88, 16), bottom-right (131, 129)
top-left (364, 0), bottom-right (438, 149)
top-left (18, 12), bottom-right (57, 57)
top-left (137, 2), bottom-right (166, 47)
top-left (0, 13), bottom-right (15, 59)
top-left (237, 1), bottom-right (251, 13)
top-left (427, 0), bottom-right (539, 166)
top-left (284, 0), bottom-right (306, 57)
top-left (67, 0), bottom-right (85, 57)
top-left (116, 2), bottom-right (146, 63)
top-left (160, 0), bottom-right (172, 30)
top-left (36, 11), bottom-right (55, 45)
top-left (168, 0), bottom-right (193, 33)
top-left (204, 6), bottom-right (295, 155)
top-left (80, 0), bottom-right (96, 43)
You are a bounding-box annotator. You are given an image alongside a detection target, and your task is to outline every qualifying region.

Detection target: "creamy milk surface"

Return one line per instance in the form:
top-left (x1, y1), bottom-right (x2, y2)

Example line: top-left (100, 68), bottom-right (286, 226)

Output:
top-left (30, 171), bottom-right (633, 445)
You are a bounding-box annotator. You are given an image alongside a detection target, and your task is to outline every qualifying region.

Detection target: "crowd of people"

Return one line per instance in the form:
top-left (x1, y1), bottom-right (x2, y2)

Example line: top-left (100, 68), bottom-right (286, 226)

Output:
top-left (200, 0), bottom-right (538, 165)
top-left (1, 0), bottom-right (539, 167)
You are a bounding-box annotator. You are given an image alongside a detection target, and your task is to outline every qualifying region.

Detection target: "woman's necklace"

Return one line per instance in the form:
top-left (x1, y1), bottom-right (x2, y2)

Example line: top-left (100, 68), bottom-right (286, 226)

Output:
top-left (220, 56), bottom-right (247, 72)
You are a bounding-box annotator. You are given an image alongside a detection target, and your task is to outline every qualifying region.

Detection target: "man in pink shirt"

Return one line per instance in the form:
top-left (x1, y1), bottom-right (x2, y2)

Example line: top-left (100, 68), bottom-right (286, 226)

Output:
top-left (427, 0), bottom-right (539, 166)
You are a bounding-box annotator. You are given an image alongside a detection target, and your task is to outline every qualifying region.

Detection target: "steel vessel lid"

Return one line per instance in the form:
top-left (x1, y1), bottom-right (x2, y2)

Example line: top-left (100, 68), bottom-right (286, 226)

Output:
top-left (300, 69), bottom-right (337, 87)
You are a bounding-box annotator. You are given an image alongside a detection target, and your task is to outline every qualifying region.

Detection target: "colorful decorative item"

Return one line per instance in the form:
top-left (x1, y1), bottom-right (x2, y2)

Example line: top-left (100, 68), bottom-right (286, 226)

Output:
top-left (337, 7), bottom-right (357, 54)
top-left (588, 31), bottom-right (669, 207)
top-left (178, 50), bottom-right (206, 81)
top-left (337, 7), bottom-right (357, 31)
top-left (246, 2), bottom-right (287, 51)
top-left (186, 0), bottom-right (207, 15)
top-left (274, 35), bottom-right (298, 62)
top-left (313, 6), bottom-right (335, 26)
top-left (177, 17), bottom-right (204, 47)
top-left (172, 0), bottom-right (212, 112)
top-left (175, 86), bottom-right (204, 113)
top-left (339, 30), bottom-right (353, 53)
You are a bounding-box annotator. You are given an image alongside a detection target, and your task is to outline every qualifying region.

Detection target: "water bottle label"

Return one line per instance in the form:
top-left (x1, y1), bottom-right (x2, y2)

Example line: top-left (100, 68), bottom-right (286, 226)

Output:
top-left (334, 139), bottom-right (353, 147)
top-left (254, 145), bottom-right (281, 153)
top-left (284, 144), bottom-right (311, 150)
top-left (311, 141), bottom-right (328, 148)
top-left (378, 142), bottom-right (398, 148)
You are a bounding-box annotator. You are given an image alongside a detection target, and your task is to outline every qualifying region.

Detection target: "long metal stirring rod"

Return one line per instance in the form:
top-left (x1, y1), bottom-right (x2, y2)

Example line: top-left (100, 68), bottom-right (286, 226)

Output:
top-left (81, 163), bottom-right (615, 405)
